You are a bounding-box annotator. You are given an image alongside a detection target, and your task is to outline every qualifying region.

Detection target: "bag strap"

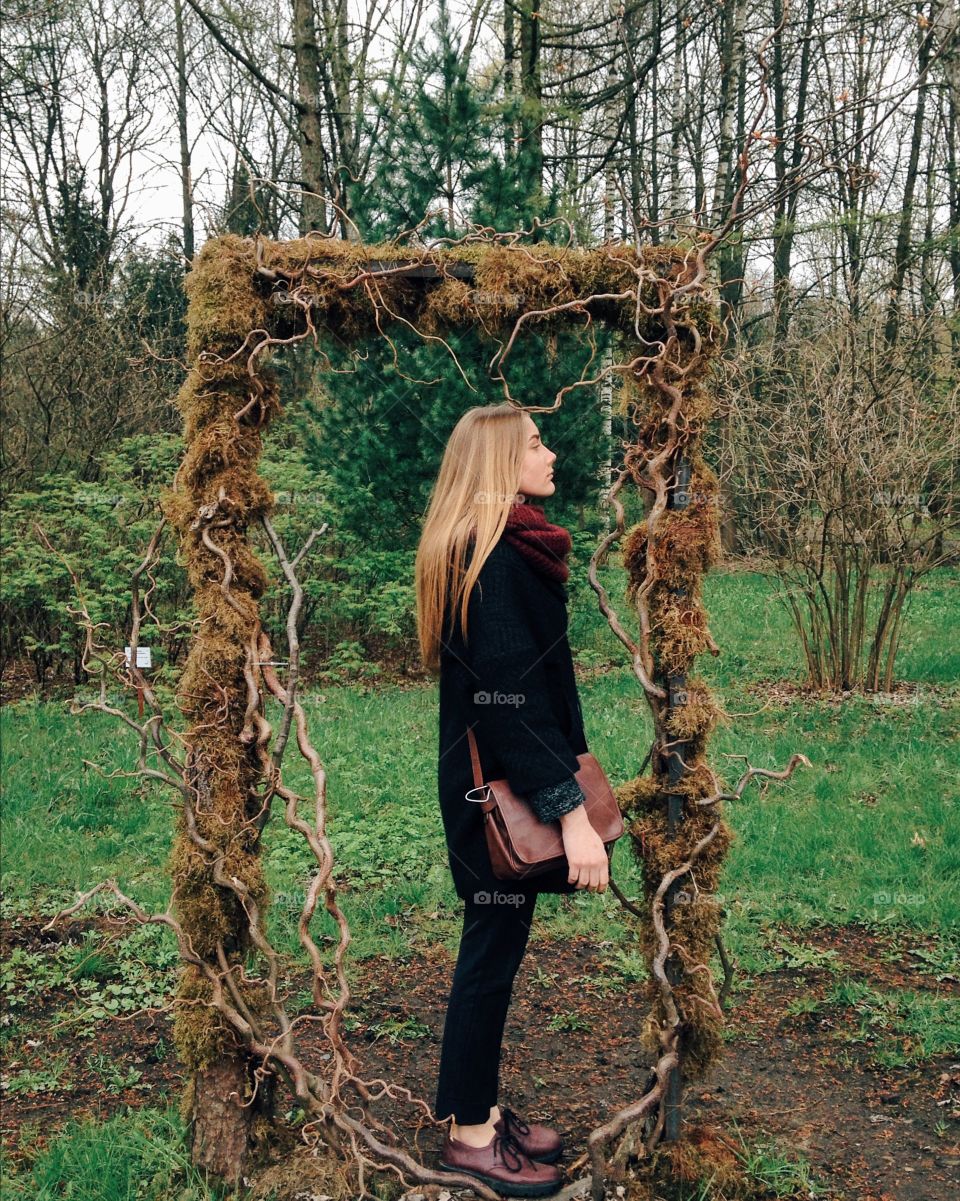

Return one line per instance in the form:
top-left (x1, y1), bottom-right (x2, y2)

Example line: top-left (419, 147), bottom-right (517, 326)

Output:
top-left (465, 723), bottom-right (484, 790)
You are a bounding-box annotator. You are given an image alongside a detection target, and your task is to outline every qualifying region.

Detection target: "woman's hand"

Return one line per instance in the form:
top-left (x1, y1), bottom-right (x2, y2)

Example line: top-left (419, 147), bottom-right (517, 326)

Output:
top-left (559, 806), bottom-right (609, 893)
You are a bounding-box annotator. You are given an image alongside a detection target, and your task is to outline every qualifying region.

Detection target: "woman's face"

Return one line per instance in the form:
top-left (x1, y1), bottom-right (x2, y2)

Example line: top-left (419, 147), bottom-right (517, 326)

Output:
top-left (516, 414), bottom-right (557, 501)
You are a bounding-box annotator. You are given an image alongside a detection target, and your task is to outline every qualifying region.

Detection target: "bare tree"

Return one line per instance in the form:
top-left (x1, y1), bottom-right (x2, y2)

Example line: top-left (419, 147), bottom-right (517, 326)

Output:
top-left (0, 0), bottom-right (172, 485)
top-left (731, 301), bottom-right (959, 691)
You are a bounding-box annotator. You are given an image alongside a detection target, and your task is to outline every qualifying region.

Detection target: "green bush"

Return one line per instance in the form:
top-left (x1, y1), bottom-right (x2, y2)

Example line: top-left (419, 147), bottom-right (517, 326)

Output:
top-left (0, 434), bottom-right (188, 687)
top-left (0, 436), bottom-right (422, 688)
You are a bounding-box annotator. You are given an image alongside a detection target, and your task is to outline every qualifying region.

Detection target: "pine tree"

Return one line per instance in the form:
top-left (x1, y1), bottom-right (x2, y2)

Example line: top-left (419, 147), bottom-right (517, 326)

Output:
top-left (468, 90), bottom-right (563, 237)
top-left (351, 0), bottom-right (499, 240)
top-left (44, 160), bottom-right (113, 307)
top-left (295, 320), bottom-right (610, 547)
top-left (351, 0), bottom-right (565, 242)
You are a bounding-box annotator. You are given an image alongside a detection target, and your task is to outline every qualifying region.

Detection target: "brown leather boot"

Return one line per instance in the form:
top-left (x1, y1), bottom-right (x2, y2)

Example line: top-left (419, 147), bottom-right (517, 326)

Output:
top-left (439, 1126), bottom-right (563, 1197)
top-left (494, 1106), bottom-right (563, 1164)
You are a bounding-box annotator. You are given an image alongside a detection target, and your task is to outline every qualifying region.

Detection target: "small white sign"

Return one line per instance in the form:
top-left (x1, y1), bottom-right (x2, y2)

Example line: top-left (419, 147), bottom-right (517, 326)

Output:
top-left (124, 646), bottom-right (152, 668)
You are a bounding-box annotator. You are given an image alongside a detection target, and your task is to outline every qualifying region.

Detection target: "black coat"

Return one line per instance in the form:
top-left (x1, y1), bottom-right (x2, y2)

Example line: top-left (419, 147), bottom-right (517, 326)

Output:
top-left (437, 538), bottom-right (589, 901)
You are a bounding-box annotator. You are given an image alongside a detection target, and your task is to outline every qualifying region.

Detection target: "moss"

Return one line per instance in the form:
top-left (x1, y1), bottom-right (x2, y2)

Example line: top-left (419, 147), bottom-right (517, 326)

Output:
top-left (650, 589), bottom-right (714, 675)
top-left (650, 1123), bottom-right (767, 1199)
top-left (172, 966), bottom-right (238, 1071)
top-left (622, 521), bottom-right (649, 599)
top-left (244, 1144), bottom-right (376, 1201)
top-left (649, 508), bottom-right (722, 589)
top-left (663, 675), bottom-right (726, 741)
top-left (247, 236), bottom-right (719, 346)
top-left (179, 1074), bottom-right (196, 1127)
top-left (164, 233), bottom-right (290, 1079)
top-left (624, 756), bottom-right (733, 1084)
top-left (419, 277), bottom-right (478, 334)
top-left (615, 773), bottom-right (662, 820)
top-left (185, 235), bottom-right (270, 360)
top-left (627, 805), bottom-right (731, 885)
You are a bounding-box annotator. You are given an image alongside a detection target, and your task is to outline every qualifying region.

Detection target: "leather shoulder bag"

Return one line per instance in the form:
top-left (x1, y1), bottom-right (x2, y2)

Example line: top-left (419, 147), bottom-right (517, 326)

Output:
top-left (464, 724), bottom-right (625, 882)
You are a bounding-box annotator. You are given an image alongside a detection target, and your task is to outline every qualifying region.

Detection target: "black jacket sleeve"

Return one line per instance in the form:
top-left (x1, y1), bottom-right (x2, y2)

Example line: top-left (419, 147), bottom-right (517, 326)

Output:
top-left (526, 775), bottom-right (586, 823)
top-left (464, 542), bottom-right (586, 810)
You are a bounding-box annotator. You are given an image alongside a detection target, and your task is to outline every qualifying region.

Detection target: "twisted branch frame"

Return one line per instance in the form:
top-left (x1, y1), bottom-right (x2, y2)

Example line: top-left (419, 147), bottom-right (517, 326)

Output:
top-left (43, 210), bottom-right (808, 1198)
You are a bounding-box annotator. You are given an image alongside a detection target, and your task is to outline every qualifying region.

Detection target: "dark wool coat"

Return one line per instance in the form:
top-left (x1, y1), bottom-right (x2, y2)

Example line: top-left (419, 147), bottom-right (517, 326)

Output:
top-left (437, 537), bottom-right (589, 901)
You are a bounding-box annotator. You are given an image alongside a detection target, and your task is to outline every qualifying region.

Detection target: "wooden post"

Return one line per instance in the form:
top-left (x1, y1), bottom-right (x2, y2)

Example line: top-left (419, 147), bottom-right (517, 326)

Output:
top-left (662, 455), bottom-right (692, 1141)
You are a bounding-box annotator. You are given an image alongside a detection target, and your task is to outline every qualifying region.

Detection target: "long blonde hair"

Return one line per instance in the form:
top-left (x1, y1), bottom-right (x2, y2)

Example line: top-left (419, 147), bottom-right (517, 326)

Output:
top-left (415, 403), bottom-right (528, 673)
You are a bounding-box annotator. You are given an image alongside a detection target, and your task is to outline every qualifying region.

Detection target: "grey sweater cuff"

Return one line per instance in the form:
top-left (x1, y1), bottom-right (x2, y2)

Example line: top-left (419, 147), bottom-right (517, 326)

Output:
top-left (527, 776), bottom-right (585, 824)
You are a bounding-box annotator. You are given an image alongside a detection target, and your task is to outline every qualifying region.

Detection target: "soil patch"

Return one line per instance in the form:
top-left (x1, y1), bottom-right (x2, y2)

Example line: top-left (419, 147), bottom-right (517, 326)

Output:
top-left (1, 916), bottom-right (957, 1200)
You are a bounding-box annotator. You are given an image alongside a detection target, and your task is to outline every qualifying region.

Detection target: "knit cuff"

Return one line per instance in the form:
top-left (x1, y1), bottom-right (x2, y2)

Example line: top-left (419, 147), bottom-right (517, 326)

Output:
top-left (527, 776), bottom-right (585, 824)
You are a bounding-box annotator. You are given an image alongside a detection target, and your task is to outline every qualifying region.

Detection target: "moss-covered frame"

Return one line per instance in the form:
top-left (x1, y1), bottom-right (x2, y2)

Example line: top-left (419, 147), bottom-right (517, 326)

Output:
top-left (150, 231), bottom-right (754, 1194)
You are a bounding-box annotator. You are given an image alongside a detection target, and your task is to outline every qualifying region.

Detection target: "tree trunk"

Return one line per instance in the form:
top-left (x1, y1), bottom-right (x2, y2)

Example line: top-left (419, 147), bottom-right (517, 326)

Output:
top-left (519, 0), bottom-right (545, 214)
top-left (884, 16), bottom-right (932, 348)
top-left (187, 1055), bottom-right (260, 1186)
top-left (649, 0), bottom-right (662, 240)
top-left (173, 0), bottom-right (195, 263)
top-left (933, 1), bottom-right (960, 357)
top-left (716, 0), bottom-right (747, 319)
top-left (771, 0), bottom-right (815, 341)
top-left (596, 16), bottom-right (619, 528)
top-left (504, 0), bottom-right (517, 171)
top-left (293, 0), bottom-right (328, 234)
top-left (624, 0), bottom-right (645, 231)
top-left (667, 2), bottom-right (684, 229)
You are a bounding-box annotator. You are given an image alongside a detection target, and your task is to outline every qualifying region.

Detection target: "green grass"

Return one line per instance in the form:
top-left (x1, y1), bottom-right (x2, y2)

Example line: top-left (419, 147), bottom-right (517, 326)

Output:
top-left (2, 568), bottom-right (957, 951)
top-left (709, 686), bottom-right (957, 931)
top-left (0, 1106), bottom-right (221, 1200)
top-left (825, 978), bottom-right (960, 1065)
top-left (724, 1119), bottom-right (826, 1199)
top-left (0, 698), bottom-right (184, 921)
top-left (572, 561), bottom-right (960, 685)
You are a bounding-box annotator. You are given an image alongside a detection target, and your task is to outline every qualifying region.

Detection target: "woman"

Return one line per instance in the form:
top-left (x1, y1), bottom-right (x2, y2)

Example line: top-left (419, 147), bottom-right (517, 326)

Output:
top-left (415, 403), bottom-right (609, 1197)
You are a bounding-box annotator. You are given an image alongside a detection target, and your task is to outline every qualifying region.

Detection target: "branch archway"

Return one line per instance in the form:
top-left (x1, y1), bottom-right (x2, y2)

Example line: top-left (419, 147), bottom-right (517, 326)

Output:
top-left (50, 226), bottom-right (808, 1198)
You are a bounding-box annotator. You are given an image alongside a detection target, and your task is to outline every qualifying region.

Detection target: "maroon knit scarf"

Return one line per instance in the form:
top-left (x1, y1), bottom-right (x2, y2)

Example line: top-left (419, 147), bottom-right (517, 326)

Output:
top-left (501, 500), bottom-right (572, 584)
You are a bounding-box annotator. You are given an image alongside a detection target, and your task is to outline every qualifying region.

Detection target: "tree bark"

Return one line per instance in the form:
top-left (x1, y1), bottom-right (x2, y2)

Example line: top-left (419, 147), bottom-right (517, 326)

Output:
top-left (884, 13), bottom-right (932, 349)
top-left (715, 0), bottom-right (747, 322)
top-left (188, 1055), bottom-right (258, 1187)
top-left (174, 0), bottom-right (195, 263)
top-left (771, 0), bottom-right (815, 340)
top-left (518, 0), bottom-right (545, 215)
top-left (293, 0), bottom-right (329, 234)
top-left (504, 0), bottom-right (517, 171)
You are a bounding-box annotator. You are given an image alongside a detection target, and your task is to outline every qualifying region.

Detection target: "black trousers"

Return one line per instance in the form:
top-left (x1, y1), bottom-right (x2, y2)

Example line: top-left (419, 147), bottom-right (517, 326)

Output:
top-left (434, 887), bottom-right (539, 1125)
